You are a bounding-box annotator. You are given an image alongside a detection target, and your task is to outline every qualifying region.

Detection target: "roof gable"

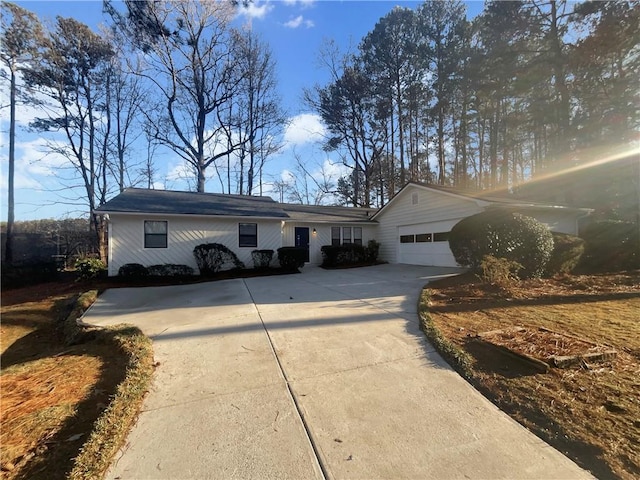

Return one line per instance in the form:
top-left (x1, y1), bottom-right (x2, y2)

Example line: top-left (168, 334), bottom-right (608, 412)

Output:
top-left (372, 182), bottom-right (591, 220)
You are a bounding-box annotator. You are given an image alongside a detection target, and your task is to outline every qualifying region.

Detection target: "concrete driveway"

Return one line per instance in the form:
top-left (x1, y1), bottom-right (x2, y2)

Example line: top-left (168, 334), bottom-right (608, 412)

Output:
top-left (84, 264), bottom-right (591, 479)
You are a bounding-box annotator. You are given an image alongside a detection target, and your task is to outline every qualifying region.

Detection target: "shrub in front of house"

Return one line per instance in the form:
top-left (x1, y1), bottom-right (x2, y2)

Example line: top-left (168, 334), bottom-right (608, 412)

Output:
top-left (544, 232), bottom-right (585, 277)
top-left (75, 257), bottom-right (107, 281)
top-left (321, 244), bottom-right (367, 267)
top-left (449, 209), bottom-right (554, 278)
top-left (479, 254), bottom-right (522, 288)
top-left (277, 247), bottom-right (306, 271)
top-left (193, 243), bottom-right (245, 275)
top-left (147, 264), bottom-right (195, 276)
top-left (366, 239), bottom-right (380, 262)
top-left (579, 220), bottom-right (640, 272)
top-left (118, 263), bottom-right (149, 277)
top-left (251, 249), bottom-right (274, 269)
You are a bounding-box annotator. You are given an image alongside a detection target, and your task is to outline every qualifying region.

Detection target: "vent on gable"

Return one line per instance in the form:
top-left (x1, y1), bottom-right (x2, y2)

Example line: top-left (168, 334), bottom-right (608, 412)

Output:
top-left (411, 192), bottom-right (419, 205)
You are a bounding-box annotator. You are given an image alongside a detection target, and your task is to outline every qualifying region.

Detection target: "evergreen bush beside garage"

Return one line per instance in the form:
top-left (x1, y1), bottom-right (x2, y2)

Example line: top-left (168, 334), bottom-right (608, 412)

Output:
top-left (579, 220), bottom-right (640, 272)
top-left (544, 232), bottom-right (585, 277)
top-left (449, 209), bottom-right (554, 278)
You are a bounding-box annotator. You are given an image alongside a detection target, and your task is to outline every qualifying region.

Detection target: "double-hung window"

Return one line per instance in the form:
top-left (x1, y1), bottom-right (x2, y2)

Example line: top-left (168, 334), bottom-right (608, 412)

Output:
top-left (331, 227), bottom-right (341, 246)
top-left (144, 220), bottom-right (168, 248)
top-left (342, 227), bottom-right (352, 244)
top-left (239, 223), bottom-right (258, 247)
top-left (332, 226), bottom-right (363, 245)
top-left (353, 227), bottom-right (363, 245)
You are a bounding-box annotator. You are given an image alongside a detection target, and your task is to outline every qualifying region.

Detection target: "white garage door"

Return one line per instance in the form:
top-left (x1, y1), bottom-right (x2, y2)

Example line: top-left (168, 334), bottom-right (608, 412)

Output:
top-left (398, 220), bottom-right (459, 267)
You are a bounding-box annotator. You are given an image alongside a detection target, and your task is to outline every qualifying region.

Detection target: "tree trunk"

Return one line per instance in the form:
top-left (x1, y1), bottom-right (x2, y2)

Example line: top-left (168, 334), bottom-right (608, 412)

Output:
top-left (5, 68), bottom-right (16, 264)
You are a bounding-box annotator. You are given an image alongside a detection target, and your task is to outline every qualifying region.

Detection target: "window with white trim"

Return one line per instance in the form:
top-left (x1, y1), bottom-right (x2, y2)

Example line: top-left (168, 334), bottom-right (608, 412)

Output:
top-left (342, 227), bottom-right (351, 244)
top-left (239, 223), bottom-right (257, 247)
top-left (331, 226), bottom-right (363, 246)
top-left (353, 227), bottom-right (362, 245)
top-left (144, 220), bottom-right (168, 248)
top-left (331, 227), bottom-right (341, 246)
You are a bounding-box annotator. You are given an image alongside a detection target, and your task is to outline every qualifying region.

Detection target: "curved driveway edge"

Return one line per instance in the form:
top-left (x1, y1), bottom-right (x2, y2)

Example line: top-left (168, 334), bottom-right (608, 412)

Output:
top-left (83, 264), bottom-right (593, 479)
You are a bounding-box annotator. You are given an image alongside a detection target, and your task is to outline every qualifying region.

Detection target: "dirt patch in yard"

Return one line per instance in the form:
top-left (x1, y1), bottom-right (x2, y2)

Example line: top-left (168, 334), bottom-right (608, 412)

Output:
top-left (424, 271), bottom-right (640, 480)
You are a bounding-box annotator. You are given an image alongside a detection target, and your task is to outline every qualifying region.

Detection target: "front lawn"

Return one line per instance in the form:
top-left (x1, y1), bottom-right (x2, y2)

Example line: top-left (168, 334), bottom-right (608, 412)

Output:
top-left (1, 282), bottom-right (153, 480)
top-left (421, 271), bottom-right (640, 480)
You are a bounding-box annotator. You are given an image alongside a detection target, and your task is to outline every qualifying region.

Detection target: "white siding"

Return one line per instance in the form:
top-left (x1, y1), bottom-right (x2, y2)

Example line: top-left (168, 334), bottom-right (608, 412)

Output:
top-left (108, 214), bottom-right (283, 275)
top-left (282, 223), bottom-right (377, 264)
top-left (523, 210), bottom-right (581, 235)
top-left (375, 185), bottom-right (587, 266)
top-left (375, 186), bottom-right (483, 264)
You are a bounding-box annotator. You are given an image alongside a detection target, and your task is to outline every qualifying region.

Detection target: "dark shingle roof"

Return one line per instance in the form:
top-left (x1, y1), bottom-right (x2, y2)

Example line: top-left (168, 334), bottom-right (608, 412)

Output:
top-left (95, 188), bottom-right (289, 218)
top-left (404, 182), bottom-right (592, 210)
top-left (281, 203), bottom-right (375, 223)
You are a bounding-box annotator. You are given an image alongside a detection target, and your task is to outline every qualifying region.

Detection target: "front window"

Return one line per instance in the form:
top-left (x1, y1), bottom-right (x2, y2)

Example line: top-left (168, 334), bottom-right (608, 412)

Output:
top-left (239, 223), bottom-right (257, 247)
top-left (144, 220), bottom-right (168, 248)
top-left (332, 226), bottom-right (364, 245)
top-left (342, 227), bottom-right (352, 244)
top-left (331, 227), bottom-right (341, 246)
top-left (353, 227), bottom-right (363, 246)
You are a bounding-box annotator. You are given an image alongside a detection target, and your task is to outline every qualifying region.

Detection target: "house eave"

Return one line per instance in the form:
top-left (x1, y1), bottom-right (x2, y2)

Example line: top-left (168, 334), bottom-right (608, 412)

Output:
top-left (93, 210), bottom-right (289, 221)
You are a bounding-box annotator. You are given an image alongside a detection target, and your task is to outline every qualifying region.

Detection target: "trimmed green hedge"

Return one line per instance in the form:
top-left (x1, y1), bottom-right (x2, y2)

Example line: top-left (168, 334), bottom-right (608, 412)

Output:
top-left (277, 247), bottom-right (306, 271)
top-left (193, 243), bottom-right (245, 275)
top-left (449, 209), bottom-right (554, 278)
top-left (544, 232), bottom-right (585, 277)
top-left (147, 264), bottom-right (194, 276)
top-left (579, 220), bottom-right (640, 272)
top-left (118, 263), bottom-right (149, 277)
top-left (251, 249), bottom-right (274, 269)
top-left (321, 244), bottom-right (366, 267)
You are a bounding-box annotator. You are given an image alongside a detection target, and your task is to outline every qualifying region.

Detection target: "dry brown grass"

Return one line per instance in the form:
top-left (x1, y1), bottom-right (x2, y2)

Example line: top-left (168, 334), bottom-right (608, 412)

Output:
top-left (422, 271), bottom-right (640, 480)
top-left (1, 283), bottom-right (153, 480)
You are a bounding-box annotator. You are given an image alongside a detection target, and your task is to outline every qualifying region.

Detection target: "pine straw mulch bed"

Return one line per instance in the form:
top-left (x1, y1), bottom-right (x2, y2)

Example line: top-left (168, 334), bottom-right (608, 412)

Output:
top-left (1, 285), bottom-right (154, 480)
top-left (420, 271), bottom-right (640, 480)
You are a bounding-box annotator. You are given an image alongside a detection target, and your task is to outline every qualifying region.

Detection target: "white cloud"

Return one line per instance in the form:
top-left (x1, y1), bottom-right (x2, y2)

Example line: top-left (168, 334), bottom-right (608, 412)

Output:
top-left (280, 169), bottom-right (295, 182)
top-left (319, 158), bottom-right (349, 179)
top-left (284, 113), bottom-right (325, 146)
top-left (284, 15), bottom-right (314, 29)
top-left (0, 137), bottom-right (69, 195)
top-left (283, 0), bottom-right (316, 7)
top-left (237, 1), bottom-right (273, 20)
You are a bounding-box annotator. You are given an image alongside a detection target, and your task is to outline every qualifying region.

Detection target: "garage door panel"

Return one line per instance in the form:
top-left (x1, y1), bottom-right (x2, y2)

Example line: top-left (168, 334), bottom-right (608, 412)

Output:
top-left (398, 221), bottom-right (459, 267)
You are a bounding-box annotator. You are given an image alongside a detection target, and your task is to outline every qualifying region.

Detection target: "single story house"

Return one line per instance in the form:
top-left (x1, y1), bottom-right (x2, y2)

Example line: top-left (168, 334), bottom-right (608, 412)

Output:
top-left (94, 183), bottom-right (591, 276)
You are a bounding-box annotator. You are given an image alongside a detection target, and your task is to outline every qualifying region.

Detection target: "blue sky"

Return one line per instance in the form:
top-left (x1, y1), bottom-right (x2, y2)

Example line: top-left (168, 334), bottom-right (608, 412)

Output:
top-left (1, 0), bottom-right (485, 220)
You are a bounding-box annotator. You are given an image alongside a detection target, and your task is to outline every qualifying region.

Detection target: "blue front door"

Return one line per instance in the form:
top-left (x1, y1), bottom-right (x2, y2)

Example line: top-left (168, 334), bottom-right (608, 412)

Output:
top-left (295, 227), bottom-right (310, 262)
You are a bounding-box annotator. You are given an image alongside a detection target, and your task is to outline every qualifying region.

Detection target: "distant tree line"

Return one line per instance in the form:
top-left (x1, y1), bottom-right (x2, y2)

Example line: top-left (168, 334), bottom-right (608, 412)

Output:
top-left (307, 0), bottom-right (639, 211)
